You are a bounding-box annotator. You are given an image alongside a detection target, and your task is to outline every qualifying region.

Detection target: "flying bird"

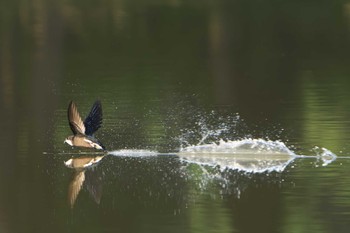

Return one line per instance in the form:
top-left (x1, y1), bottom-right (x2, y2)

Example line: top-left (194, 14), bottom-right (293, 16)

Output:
top-left (64, 100), bottom-right (105, 150)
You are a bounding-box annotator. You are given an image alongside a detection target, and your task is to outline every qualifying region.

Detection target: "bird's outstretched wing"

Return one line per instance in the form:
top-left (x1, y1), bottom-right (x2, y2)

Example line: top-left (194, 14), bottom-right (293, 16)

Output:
top-left (84, 100), bottom-right (103, 136)
top-left (68, 101), bottom-right (86, 135)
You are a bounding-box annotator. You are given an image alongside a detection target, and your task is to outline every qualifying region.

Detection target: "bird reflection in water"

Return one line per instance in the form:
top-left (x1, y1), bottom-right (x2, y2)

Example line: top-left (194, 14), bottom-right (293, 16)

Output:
top-left (64, 155), bottom-right (105, 208)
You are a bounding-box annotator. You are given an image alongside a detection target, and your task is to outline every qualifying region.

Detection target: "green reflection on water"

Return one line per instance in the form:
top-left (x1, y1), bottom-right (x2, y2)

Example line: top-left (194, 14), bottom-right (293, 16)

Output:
top-left (2, 0), bottom-right (350, 233)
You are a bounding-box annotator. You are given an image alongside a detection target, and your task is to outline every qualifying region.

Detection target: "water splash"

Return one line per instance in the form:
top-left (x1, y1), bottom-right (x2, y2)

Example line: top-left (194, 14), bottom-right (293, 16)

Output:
top-left (105, 111), bottom-right (339, 174)
top-left (178, 138), bottom-right (296, 173)
top-left (177, 111), bottom-right (241, 148)
top-left (176, 138), bottom-right (298, 199)
top-left (311, 146), bottom-right (337, 167)
top-left (180, 138), bottom-right (295, 155)
top-left (104, 109), bottom-right (341, 202)
top-left (173, 111), bottom-right (339, 173)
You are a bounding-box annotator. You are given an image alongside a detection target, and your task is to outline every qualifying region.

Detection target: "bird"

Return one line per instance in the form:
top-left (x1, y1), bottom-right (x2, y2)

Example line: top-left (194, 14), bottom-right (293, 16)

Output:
top-left (64, 100), bottom-right (106, 150)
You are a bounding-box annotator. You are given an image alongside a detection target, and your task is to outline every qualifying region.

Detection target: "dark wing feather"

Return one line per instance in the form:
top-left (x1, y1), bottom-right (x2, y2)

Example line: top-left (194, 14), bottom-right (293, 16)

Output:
top-left (68, 101), bottom-right (86, 135)
top-left (84, 100), bottom-right (103, 136)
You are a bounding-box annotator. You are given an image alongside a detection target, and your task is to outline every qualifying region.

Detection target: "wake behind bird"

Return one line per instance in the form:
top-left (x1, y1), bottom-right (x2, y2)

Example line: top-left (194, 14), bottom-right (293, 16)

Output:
top-left (107, 138), bottom-right (337, 173)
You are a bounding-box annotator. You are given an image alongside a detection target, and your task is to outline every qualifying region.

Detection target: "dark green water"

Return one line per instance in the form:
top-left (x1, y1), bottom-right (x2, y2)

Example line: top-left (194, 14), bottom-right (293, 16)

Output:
top-left (2, 0), bottom-right (350, 232)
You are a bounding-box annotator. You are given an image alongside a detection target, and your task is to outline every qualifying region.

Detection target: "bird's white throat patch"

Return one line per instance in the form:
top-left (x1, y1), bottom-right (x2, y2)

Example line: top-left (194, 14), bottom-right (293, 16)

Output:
top-left (64, 139), bottom-right (73, 146)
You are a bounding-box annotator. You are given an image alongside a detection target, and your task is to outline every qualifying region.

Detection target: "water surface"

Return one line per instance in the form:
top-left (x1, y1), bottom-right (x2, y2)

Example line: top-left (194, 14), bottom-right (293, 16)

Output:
top-left (2, 0), bottom-right (350, 232)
